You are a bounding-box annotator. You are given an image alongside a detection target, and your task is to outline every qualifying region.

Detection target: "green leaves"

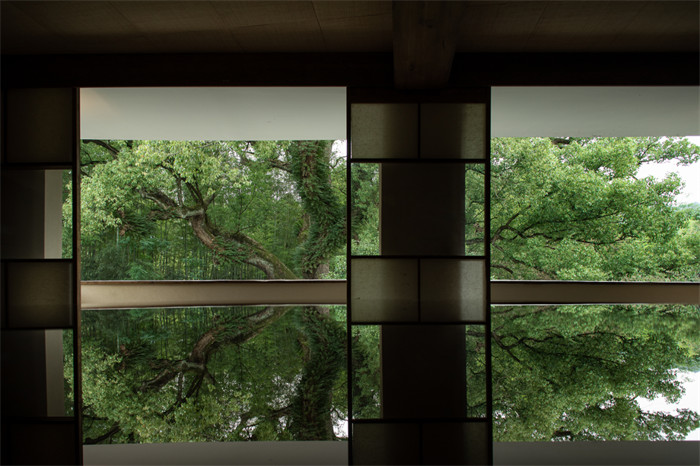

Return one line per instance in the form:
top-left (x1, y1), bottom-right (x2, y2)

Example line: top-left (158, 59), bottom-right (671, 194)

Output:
top-left (490, 137), bottom-right (698, 281)
top-left (74, 136), bottom-right (699, 443)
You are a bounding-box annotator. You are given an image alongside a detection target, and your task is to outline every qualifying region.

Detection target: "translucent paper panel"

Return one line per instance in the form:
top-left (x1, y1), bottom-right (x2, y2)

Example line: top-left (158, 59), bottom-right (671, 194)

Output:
top-left (4, 261), bottom-right (74, 328)
top-left (352, 422), bottom-right (420, 465)
top-left (1, 170), bottom-right (72, 260)
top-left (350, 258), bottom-right (418, 322)
top-left (351, 258), bottom-right (486, 323)
top-left (350, 104), bottom-right (418, 159)
top-left (5, 88), bottom-right (75, 165)
top-left (420, 259), bottom-right (486, 322)
top-left (422, 421), bottom-right (489, 465)
top-left (420, 103), bottom-right (486, 159)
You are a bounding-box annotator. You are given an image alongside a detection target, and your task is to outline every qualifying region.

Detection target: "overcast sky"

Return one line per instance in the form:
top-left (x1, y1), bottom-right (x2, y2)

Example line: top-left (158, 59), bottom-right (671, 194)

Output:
top-left (636, 136), bottom-right (700, 204)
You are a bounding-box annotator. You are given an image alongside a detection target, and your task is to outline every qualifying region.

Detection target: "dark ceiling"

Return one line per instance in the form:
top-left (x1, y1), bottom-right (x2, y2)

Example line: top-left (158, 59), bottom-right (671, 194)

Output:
top-left (2, 1), bottom-right (698, 55)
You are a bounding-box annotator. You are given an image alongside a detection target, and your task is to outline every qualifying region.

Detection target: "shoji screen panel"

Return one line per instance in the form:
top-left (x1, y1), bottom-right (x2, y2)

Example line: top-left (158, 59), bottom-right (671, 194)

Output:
top-left (348, 89), bottom-right (492, 465)
top-left (1, 87), bottom-right (82, 464)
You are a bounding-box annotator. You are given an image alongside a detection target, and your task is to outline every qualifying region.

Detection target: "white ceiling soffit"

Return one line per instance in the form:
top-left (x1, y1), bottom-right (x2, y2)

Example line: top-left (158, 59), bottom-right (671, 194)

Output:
top-left (491, 87), bottom-right (700, 137)
top-left (80, 87), bottom-right (346, 141)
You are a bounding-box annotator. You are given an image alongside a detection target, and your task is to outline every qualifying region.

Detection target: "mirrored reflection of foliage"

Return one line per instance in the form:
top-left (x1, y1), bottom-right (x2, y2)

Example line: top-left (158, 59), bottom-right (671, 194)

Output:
top-left (71, 137), bottom-right (700, 442)
top-left (466, 304), bottom-right (700, 441)
top-left (76, 139), bottom-right (351, 443)
top-left (76, 307), bottom-right (347, 443)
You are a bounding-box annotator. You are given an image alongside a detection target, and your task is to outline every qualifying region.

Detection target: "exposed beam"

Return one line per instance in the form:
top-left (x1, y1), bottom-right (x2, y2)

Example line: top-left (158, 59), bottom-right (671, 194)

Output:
top-left (491, 280), bottom-right (700, 306)
top-left (2, 53), bottom-right (698, 88)
top-left (392, 1), bottom-right (466, 89)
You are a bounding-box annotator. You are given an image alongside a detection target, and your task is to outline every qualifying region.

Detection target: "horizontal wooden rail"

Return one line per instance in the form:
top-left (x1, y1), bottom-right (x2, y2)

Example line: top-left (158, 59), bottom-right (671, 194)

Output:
top-left (81, 280), bottom-right (346, 309)
top-left (490, 280), bottom-right (699, 306)
top-left (81, 280), bottom-right (699, 310)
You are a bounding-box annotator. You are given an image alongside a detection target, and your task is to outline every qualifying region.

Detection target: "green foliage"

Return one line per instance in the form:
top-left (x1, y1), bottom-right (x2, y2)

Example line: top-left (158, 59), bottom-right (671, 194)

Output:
top-left (73, 136), bottom-right (700, 444)
top-left (351, 326), bottom-right (381, 419)
top-left (484, 304), bottom-right (700, 441)
top-left (80, 307), bottom-right (325, 443)
top-left (478, 137), bottom-right (700, 440)
top-left (350, 163), bottom-right (380, 255)
top-left (288, 141), bottom-right (346, 277)
top-left (288, 308), bottom-right (346, 439)
top-left (489, 137), bottom-right (699, 280)
top-left (76, 139), bottom-right (353, 443)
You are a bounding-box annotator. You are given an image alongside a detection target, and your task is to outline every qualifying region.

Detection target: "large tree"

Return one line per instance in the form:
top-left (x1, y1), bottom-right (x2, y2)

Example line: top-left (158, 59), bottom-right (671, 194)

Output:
top-left (74, 136), bottom-right (700, 443)
top-left (350, 137), bottom-right (700, 441)
top-left (77, 139), bottom-right (349, 442)
top-left (470, 137), bottom-right (700, 440)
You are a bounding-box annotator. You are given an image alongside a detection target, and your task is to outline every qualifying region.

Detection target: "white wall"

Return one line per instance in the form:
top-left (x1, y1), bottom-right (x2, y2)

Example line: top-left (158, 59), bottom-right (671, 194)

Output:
top-left (81, 87), bottom-right (699, 141)
top-left (492, 87), bottom-right (700, 137)
top-left (81, 87), bottom-right (347, 141)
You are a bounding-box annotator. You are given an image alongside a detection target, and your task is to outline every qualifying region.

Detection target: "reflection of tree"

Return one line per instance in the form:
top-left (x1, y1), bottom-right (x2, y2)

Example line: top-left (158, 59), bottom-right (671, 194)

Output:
top-left (471, 137), bottom-right (700, 440)
top-left (468, 303), bottom-right (700, 441)
top-left (77, 140), bottom-right (348, 442)
top-left (75, 137), bottom-right (700, 442)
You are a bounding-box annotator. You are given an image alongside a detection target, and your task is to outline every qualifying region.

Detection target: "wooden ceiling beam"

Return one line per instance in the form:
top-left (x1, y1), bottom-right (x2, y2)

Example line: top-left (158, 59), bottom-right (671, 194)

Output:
top-left (3, 52), bottom-right (698, 88)
top-left (392, 1), bottom-right (466, 89)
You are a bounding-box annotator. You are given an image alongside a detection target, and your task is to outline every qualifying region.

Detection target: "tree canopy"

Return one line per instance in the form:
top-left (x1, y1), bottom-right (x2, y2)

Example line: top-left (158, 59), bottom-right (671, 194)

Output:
top-left (76, 140), bottom-right (348, 442)
top-left (71, 136), bottom-right (700, 443)
top-left (476, 137), bottom-right (700, 440)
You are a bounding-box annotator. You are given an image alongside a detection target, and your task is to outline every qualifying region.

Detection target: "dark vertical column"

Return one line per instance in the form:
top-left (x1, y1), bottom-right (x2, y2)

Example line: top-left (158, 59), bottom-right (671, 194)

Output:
top-left (1, 87), bottom-right (82, 465)
top-left (349, 90), bottom-right (492, 465)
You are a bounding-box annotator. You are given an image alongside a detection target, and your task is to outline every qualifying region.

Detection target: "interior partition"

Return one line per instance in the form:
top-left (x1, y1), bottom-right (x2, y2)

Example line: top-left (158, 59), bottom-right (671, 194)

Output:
top-left (348, 89), bottom-right (492, 465)
top-left (1, 87), bottom-right (82, 464)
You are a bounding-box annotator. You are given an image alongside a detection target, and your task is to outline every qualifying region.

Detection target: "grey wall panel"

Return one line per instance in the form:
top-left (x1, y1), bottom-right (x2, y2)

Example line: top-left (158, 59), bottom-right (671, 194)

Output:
top-left (1, 170), bottom-right (46, 259)
top-left (1, 330), bottom-right (48, 417)
top-left (5, 88), bottom-right (74, 164)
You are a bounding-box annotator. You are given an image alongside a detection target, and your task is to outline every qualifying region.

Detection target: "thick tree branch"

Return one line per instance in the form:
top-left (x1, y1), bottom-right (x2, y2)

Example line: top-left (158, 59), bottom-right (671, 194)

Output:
top-left (84, 139), bottom-right (120, 158)
top-left (84, 423), bottom-right (121, 445)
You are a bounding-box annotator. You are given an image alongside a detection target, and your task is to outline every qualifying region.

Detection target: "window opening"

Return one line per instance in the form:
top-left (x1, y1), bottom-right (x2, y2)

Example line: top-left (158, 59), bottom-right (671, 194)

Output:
top-left (488, 136), bottom-right (700, 442)
top-left (76, 88), bottom-right (351, 445)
